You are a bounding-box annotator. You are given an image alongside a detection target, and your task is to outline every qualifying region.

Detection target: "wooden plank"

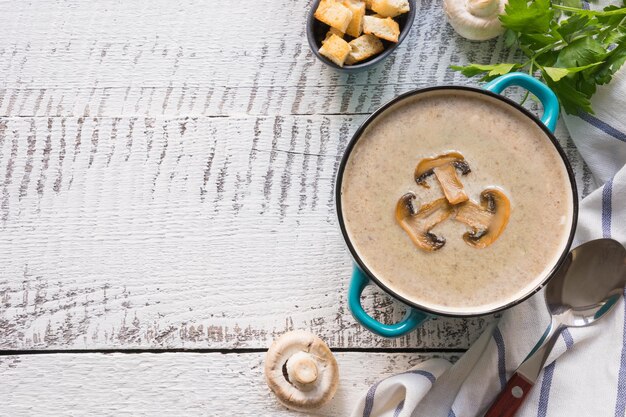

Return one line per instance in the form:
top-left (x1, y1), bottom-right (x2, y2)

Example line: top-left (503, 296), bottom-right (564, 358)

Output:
top-left (0, 115), bottom-right (592, 350)
top-left (0, 351), bottom-right (457, 416)
top-left (0, 0), bottom-right (522, 118)
top-left (0, 115), bottom-right (487, 350)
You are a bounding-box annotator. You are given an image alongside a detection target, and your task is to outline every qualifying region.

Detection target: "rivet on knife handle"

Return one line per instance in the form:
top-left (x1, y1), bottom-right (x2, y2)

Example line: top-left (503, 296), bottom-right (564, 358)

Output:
top-left (483, 372), bottom-right (534, 417)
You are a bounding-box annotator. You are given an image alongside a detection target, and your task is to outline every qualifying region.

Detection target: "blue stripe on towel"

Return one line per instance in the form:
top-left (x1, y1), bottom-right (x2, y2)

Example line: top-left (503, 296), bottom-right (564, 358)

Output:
top-left (562, 328), bottom-right (574, 350)
top-left (579, 112), bottom-right (626, 143)
top-left (537, 362), bottom-right (556, 417)
top-left (405, 369), bottom-right (436, 384)
top-left (363, 370), bottom-right (435, 417)
top-left (602, 179), bottom-right (613, 238)
top-left (537, 329), bottom-right (575, 416)
top-left (363, 380), bottom-right (381, 417)
top-left (393, 399), bottom-right (405, 417)
top-left (493, 326), bottom-right (507, 389)
top-left (615, 288), bottom-right (626, 417)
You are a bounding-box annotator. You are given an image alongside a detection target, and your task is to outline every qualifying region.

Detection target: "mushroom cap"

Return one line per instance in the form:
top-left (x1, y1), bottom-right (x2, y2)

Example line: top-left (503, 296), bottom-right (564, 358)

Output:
top-left (443, 0), bottom-right (507, 41)
top-left (414, 151), bottom-right (471, 188)
top-left (396, 194), bottom-right (454, 251)
top-left (265, 330), bottom-right (339, 411)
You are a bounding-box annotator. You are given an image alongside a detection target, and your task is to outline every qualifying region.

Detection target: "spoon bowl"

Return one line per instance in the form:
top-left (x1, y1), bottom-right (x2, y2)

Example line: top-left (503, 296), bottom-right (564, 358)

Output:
top-left (485, 238), bottom-right (626, 417)
top-left (546, 238), bottom-right (626, 327)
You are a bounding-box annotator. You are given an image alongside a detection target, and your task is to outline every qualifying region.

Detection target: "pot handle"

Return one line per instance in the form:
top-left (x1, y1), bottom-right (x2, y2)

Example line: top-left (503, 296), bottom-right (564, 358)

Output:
top-left (348, 266), bottom-right (429, 338)
top-left (483, 72), bottom-right (559, 133)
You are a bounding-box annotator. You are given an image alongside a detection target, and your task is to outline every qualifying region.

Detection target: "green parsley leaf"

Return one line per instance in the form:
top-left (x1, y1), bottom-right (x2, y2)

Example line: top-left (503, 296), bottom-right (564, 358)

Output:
top-left (504, 29), bottom-right (518, 48)
top-left (556, 15), bottom-right (593, 42)
top-left (544, 76), bottom-right (593, 114)
top-left (543, 62), bottom-right (603, 82)
top-left (451, 1), bottom-right (626, 115)
top-left (556, 37), bottom-right (606, 68)
top-left (500, 0), bottom-right (554, 33)
top-left (595, 43), bottom-right (626, 85)
top-left (450, 63), bottom-right (520, 81)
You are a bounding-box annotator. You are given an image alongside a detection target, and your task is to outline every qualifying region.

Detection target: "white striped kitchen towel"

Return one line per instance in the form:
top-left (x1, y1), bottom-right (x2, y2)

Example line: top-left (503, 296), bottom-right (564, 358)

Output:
top-left (351, 8), bottom-right (626, 417)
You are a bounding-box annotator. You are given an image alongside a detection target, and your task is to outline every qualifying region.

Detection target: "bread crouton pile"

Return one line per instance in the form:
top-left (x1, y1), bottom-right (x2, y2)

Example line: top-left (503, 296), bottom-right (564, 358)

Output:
top-left (314, 0), bottom-right (410, 67)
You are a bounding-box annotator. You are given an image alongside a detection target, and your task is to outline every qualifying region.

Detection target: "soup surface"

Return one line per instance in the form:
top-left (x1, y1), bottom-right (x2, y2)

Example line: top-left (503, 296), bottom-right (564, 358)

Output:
top-left (340, 90), bottom-right (574, 314)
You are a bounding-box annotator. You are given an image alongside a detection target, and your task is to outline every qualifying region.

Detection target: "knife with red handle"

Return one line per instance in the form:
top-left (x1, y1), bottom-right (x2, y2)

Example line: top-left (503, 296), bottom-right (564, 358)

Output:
top-left (483, 322), bottom-right (562, 417)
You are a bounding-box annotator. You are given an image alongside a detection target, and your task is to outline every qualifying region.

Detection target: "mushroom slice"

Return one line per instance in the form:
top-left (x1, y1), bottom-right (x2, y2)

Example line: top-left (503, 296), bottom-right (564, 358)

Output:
top-left (455, 188), bottom-right (510, 248)
top-left (414, 151), bottom-right (471, 204)
top-left (433, 163), bottom-right (469, 205)
top-left (265, 330), bottom-right (339, 411)
top-left (396, 193), bottom-right (454, 251)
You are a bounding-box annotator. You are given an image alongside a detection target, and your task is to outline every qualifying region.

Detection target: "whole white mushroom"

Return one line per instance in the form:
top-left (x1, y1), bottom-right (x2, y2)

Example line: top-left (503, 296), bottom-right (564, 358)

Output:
top-left (264, 330), bottom-right (339, 411)
top-left (443, 0), bottom-right (508, 41)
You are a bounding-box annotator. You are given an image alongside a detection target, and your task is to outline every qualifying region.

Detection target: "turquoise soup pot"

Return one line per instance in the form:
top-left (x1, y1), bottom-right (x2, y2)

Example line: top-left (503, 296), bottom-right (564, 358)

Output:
top-left (335, 73), bottom-right (578, 338)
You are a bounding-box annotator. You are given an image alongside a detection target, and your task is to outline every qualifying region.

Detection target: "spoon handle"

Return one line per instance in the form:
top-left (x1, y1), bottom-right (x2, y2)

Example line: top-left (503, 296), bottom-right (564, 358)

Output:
top-left (483, 372), bottom-right (534, 417)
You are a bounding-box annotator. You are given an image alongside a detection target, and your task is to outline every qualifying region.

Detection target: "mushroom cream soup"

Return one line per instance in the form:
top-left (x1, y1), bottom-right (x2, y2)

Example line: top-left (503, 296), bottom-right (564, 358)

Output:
top-left (340, 90), bottom-right (574, 314)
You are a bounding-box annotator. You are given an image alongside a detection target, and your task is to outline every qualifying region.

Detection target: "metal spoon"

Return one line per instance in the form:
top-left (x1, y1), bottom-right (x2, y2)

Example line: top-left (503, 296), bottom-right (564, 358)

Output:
top-left (484, 238), bottom-right (626, 417)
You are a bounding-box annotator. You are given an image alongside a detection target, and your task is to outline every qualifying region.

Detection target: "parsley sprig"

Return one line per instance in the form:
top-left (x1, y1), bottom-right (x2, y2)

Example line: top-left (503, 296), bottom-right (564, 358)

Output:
top-left (451, 0), bottom-right (626, 114)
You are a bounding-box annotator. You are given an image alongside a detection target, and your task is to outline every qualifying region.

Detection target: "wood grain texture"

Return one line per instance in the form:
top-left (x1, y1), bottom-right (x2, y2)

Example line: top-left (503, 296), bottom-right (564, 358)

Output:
top-left (0, 0), bottom-right (596, 350)
top-left (0, 115), bottom-right (591, 350)
top-left (0, 0), bottom-right (521, 118)
top-left (0, 351), bottom-right (456, 416)
top-left (0, 115), bottom-right (492, 349)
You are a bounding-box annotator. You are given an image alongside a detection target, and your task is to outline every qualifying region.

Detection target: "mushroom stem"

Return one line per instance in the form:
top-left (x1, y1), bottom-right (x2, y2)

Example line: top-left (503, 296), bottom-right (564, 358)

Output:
top-left (415, 151), bottom-right (471, 205)
top-left (433, 164), bottom-right (469, 204)
top-left (455, 200), bottom-right (492, 231)
top-left (455, 188), bottom-right (510, 248)
top-left (286, 351), bottom-right (319, 387)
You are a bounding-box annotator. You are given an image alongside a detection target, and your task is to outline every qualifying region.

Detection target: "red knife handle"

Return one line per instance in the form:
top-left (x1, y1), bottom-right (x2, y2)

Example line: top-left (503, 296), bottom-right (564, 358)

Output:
top-left (484, 372), bottom-right (535, 417)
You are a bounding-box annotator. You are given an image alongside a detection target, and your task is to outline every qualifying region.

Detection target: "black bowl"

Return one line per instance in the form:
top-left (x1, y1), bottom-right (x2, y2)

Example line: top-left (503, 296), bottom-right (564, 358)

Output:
top-left (306, 0), bottom-right (417, 72)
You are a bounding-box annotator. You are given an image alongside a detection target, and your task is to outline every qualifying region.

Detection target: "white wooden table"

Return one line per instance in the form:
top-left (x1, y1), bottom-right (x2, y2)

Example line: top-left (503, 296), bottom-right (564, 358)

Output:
top-left (0, 0), bottom-right (594, 415)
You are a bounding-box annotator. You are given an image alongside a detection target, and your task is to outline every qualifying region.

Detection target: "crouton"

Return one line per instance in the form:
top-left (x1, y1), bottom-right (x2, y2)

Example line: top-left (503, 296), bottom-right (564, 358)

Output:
top-left (364, 0), bottom-right (374, 9)
top-left (342, 0), bottom-right (366, 38)
top-left (323, 27), bottom-right (345, 44)
top-left (346, 34), bottom-right (384, 64)
top-left (363, 15), bottom-right (400, 42)
top-left (314, 0), bottom-right (354, 33)
top-left (371, 0), bottom-right (410, 17)
top-left (318, 34), bottom-right (351, 67)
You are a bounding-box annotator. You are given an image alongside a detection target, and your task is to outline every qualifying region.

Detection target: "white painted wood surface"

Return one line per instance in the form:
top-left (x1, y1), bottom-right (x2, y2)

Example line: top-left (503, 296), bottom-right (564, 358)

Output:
top-left (1, 0), bottom-right (517, 118)
top-left (0, 5), bottom-right (597, 417)
top-left (0, 352), bottom-right (456, 416)
top-left (0, 0), bottom-right (597, 414)
top-left (0, 0), bottom-right (594, 351)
